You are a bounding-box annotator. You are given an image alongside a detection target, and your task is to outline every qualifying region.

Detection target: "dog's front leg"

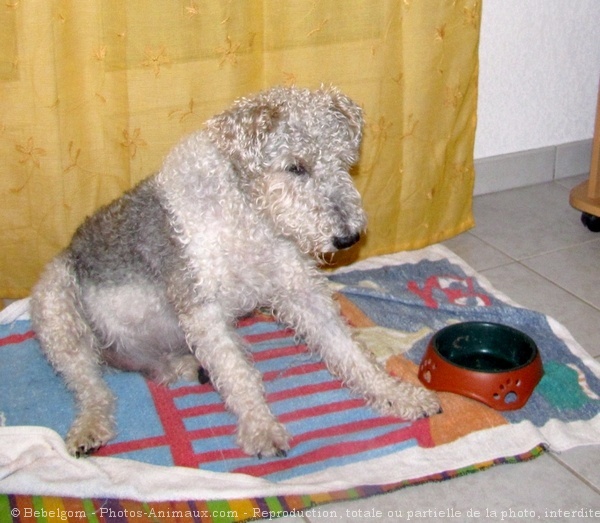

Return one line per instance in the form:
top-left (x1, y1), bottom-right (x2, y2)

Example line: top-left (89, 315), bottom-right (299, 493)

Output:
top-left (273, 281), bottom-right (441, 421)
top-left (177, 302), bottom-right (290, 457)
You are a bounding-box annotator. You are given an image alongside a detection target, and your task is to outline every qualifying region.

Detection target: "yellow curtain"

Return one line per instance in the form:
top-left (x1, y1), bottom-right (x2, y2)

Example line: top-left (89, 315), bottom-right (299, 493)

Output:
top-left (0, 0), bottom-right (480, 299)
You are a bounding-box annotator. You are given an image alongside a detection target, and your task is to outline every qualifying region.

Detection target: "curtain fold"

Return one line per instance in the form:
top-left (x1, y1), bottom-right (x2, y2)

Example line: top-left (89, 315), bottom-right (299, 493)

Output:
top-left (0, 0), bottom-right (480, 298)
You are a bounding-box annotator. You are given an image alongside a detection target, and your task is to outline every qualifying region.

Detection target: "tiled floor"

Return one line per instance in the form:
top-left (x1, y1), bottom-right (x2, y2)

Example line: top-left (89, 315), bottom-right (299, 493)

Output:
top-left (272, 174), bottom-right (600, 522)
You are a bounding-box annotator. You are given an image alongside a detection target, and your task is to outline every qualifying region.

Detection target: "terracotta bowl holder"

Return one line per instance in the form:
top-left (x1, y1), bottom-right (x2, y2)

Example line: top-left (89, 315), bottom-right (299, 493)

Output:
top-left (418, 322), bottom-right (544, 411)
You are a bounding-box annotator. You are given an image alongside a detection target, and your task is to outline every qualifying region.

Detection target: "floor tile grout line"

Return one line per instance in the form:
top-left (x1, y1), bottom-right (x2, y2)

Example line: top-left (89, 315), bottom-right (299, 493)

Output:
top-left (468, 230), bottom-right (600, 267)
top-left (515, 237), bottom-right (600, 264)
top-left (548, 452), bottom-right (600, 495)
top-left (458, 231), bottom-right (522, 267)
top-left (514, 259), bottom-right (600, 314)
top-left (464, 230), bottom-right (600, 314)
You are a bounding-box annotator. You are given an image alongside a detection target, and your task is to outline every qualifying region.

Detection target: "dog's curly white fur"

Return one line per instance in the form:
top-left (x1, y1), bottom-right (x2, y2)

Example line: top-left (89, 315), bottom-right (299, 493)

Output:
top-left (30, 86), bottom-right (440, 458)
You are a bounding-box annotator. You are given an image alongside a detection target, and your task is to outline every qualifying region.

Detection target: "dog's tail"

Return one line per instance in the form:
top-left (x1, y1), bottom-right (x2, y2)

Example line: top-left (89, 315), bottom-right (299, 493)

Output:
top-left (30, 253), bottom-right (100, 369)
top-left (31, 253), bottom-right (85, 356)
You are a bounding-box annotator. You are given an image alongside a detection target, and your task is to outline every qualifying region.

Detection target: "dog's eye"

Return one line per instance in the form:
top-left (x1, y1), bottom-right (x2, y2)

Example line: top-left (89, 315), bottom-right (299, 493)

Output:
top-left (286, 163), bottom-right (308, 176)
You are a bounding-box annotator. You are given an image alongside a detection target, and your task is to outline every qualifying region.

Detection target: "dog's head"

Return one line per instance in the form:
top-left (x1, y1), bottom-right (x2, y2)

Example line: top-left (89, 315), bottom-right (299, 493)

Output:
top-left (205, 86), bottom-right (367, 255)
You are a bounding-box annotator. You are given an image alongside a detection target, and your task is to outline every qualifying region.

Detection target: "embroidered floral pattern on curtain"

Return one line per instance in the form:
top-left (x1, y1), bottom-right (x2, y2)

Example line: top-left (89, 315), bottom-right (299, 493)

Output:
top-left (0, 0), bottom-right (480, 298)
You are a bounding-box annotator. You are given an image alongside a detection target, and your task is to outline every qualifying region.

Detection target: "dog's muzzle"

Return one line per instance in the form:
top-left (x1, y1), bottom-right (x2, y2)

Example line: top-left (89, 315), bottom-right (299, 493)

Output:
top-left (332, 232), bottom-right (361, 250)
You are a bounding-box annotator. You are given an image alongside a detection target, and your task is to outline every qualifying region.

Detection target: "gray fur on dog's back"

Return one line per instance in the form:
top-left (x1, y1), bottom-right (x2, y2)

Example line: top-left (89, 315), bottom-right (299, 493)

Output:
top-left (70, 178), bottom-right (177, 286)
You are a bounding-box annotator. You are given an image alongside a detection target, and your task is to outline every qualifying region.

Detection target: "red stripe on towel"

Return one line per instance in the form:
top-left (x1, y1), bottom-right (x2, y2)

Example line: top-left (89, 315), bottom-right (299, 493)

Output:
top-left (279, 398), bottom-right (367, 423)
top-left (147, 381), bottom-right (199, 467)
top-left (234, 418), bottom-right (433, 476)
top-left (243, 328), bottom-right (296, 345)
top-left (251, 343), bottom-right (307, 361)
top-left (96, 435), bottom-right (170, 456)
top-left (262, 361), bottom-right (326, 381)
top-left (0, 330), bottom-right (35, 347)
top-left (236, 314), bottom-right (275, 328)
top-left (291, 417), bottom-right (408, 446)
top-left (267, 380), bottom-right (343, 403)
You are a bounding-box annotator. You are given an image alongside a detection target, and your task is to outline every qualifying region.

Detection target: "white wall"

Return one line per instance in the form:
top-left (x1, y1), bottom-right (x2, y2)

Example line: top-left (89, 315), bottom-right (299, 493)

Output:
top-left (475, 0), bottom-right (600, 160)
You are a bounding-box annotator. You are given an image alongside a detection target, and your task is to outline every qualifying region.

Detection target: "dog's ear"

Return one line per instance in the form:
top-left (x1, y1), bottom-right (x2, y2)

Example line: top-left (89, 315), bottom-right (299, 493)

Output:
top-left (205, 102), bottom-right (281, 172)
top-left (324, 87), bottom-right (363, 151)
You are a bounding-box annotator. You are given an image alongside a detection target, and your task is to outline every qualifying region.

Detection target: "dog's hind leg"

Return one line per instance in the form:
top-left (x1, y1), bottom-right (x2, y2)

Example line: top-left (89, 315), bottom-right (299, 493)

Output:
top-left (30, 254), bottom-right (116, 456)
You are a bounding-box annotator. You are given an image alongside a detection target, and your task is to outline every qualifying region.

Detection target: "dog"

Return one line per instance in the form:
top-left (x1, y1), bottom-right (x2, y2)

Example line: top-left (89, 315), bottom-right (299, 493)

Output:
top-left (30, 86), bottom-right (440, 458)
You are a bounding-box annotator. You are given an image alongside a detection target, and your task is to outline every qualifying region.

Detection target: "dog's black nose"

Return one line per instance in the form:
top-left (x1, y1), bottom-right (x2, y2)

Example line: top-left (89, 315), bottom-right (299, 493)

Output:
top-left (333, 232), bottom-right (360, 250)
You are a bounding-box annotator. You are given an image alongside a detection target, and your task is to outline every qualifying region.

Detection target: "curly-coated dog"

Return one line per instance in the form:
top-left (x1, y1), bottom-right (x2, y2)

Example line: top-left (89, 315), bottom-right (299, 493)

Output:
top-left (30, 86), bottom-right (440, 458)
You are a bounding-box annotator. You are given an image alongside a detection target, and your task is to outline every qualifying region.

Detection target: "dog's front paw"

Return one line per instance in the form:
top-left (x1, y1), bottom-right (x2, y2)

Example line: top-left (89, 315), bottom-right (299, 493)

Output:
top-left (237, 414), bottom-right (290, 458)
top-left (66, 415), bottom-right (115, 457)
top-left (371, 381), bottom-right (442, 421)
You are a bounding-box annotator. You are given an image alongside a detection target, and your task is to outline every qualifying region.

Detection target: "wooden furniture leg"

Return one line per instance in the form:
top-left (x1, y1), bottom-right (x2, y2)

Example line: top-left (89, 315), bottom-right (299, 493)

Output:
top-left (570, 82), bottom-right (600, 231)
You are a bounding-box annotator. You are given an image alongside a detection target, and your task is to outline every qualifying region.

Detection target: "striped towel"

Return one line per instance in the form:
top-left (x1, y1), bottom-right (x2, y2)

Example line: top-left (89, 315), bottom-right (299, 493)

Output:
top-left (93, 314), bottom-right (433, 480)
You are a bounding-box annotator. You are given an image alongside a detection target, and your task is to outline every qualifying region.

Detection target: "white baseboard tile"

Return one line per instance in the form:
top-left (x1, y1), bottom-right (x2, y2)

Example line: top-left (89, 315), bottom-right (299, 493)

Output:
top-left (474, 139), bottom-right (592, 195)
top-left (555, 139), bottom-right (593, 179)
